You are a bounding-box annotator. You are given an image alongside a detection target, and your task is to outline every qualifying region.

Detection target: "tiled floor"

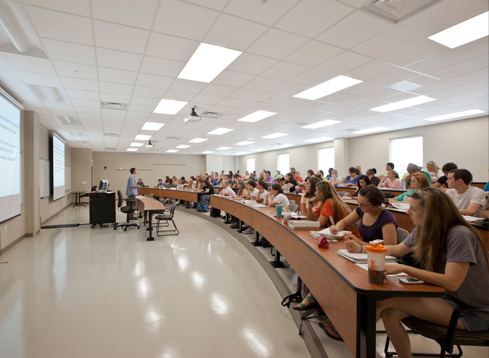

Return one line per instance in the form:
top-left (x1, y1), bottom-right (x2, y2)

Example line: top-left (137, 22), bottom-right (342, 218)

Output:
top-left (0, 205), bottom-right (487, 358)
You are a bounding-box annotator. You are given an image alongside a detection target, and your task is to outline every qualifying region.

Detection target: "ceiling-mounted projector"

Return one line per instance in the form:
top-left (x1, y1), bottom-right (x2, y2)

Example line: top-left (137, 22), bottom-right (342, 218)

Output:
top-left (184, 106), bottom-right (201, 123)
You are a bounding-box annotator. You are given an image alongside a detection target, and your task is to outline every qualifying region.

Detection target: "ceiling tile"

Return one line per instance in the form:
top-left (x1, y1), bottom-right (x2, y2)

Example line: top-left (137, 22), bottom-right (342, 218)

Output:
top-left (70, 98), bottom-right (100, 108)
top-left (145, 32), bottom-right (200, 62)
top-left (191, 94), bottom-right (223, 105)
top-left (289, 69), bottom-right (336, 87)
top-left (42, 38), bottom-right (96, 65)
top-left (52, 61), bottom-right (97, 80)
top-left (398, 0), bottom-right (489, 36)
top-left (17, 71), bottom-right (62, 87)
top-left (284, 41), bottom-right (343, 67)
top-left (130, 96), bottom-right (160, 106)
top-left (428, 59), bottom-right (487, 80)
top-left (153, 0), bottom-right (220, 41)
top-left (184, 0), bottom-right (228, 11)
top-left (96, 48), bottom-right (143, 71)
top-left (140, 56), bottom-right (185, 77)
top-left (0, 69), bottom-right (23, 83)
top-left (21, 0), bottom-right (91, 16)
top-left (100, 93), bottom-right (131, 103)
top-left (351, 27), bottom-right (423, 58)
top-left (133, 86), bottom-right (166, 98)
top-left (447, 68), bottom-right (488, 85)
top-left (316, 51), bottom-right (372, 75)
top-left (346, 60), bottom-right (397, 81)
top-left (135, 73), bottom-right (174, 89)
top-left (204, 14), bottom-right (268, 51)
top-left (212, 70), bottom-right (254, 87)
top-left (455, 37), bottom-right (489, 58)
top-left (406, 50), bottom-right (469, 74)
top-left (98, 67), bottom-right (138, 85)
top-left (226, 53), bottom-right (278, 75)
top-left (164, 90), bottom-right (196, 102)
top-left (316, 10), bottom-right (391, 49)
top-left (92, 0), bottom-right (160, 30)
top-left (66, 89), bottom-right (100, 101)
top-left (61, 77), bottom-right (99, 91)
top-left (170, 79), bottom-right (207, 93)
top-left (368, 68), bottom-right (422, 86)
top-left (260, 61), bottom-right (309, 81)
top-left (1, 53), bottom-right (56, 75)
top-left (275, 0), bottom-right (353, 38)
top-left (242, 77), bottom-right (282, 92)
top-left (381, 40), bottom-right (448, 67)
top-left (247, 28), bottom-right (309, 59)
top-left (94, 20), bottom-right (149, 54)
top-left (269, 82), bottom-right (308, 96)
top-left (228, 88), bottom-right (264, 101)
top-left (99, 82), bottom-right (133, 95)
top-left (26, 6), bottom-right (93, 45)
top-left (200, 84), bottom-right (237, 97)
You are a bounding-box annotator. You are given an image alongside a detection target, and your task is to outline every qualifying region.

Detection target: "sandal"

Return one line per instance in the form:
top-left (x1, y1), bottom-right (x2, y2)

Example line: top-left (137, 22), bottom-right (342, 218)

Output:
top-left (293, 295), bottom-right (320, 311)
top-left (319, 319), bottom-right (343, 341)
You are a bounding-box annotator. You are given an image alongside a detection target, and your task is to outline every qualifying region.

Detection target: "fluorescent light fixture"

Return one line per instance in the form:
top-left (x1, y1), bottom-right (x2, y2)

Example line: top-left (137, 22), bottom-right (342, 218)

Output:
top-left (237, 110), bottom-right (277, 123)
top-left (44, 86), bottom-right (61, 103)
top-left (208, 128), bottom-right (233, 135)
top-left (429, 12), bottom-right (489, 49)
top-left (130, 142), bottom-right (144, 147)
top-left (153, 99), bottom-right (188, 114)
top-left (63, 116), bottom-right (72, 124)
top-left (370, 95), bottom-right (436, 113)
top-left (127, 148), bottom-right (138, 152)
top-left (302, 119), bottom-right (340, 129)
top-left (351, 127), bottom-right (387, 134)
top-left (216, 147), bottom-right (231, 150)
top-left (262, 133), bottom-right (288, 139)
top-left (142, 122), bottom-right (164, 131)
top-left (166, 149), bottom-right (178, 153)
top-left (234, 152), bottom-right (246, 155)
top-left (305, 137), bottom-right (333, 143)
top-left (293, 75), bottom-right (363, 100)
top-left (135, 135), bottom-right (152, 140)
top-left (275, 143), bottom-right (292, 148)
top-left (424, 109), bottom-right (485, 122)
top-left (202, 151), bottom-right (214, 154)
top-left (176, 145), bottom-right (190, 149)
top-left (189, 138), bottom-right (208, 143)
top-left (146, 144), bottom-right (154, 148)
top-left (236, 141), bottom-right (254, 145)
top-left (252, 148), bottom-right (265, 152)
top-left (0, 8), bottom-right (28, 53)
top-left (178, 43), bottom-right (242, 83)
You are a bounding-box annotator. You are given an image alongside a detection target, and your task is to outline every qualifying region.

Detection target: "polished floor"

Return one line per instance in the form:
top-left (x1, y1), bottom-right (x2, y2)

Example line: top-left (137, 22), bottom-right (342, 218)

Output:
top-left (0, 205), bottom-right (487, 358)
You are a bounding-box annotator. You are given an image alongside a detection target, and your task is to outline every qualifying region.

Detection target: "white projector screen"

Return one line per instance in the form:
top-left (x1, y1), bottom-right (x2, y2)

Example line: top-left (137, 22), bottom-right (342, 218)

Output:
top-left (52, 134), bottom-right (65, 201)
top-left (0, 94), bottom-right (21, 223)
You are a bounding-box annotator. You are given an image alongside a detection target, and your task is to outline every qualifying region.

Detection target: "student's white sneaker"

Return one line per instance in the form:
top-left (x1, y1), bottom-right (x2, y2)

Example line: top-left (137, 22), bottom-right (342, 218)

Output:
top-left (242, 228), bottom-right (255, 234)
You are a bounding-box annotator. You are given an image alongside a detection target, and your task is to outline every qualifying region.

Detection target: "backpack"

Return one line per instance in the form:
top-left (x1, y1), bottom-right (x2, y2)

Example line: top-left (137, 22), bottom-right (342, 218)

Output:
top-left (196, 199), bottom-right (208, 212)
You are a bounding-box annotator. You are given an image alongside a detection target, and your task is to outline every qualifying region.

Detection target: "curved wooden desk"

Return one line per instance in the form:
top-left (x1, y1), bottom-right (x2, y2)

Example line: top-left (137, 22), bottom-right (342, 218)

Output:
top-left (210, 196), bottom-right (445, 358)
top-left (135, 196), bottom-right (165, 241)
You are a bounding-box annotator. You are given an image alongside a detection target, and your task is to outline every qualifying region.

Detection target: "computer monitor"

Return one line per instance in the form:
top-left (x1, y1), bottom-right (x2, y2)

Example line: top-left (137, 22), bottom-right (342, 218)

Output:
top-left (98, 180), bottom-right (109, 191)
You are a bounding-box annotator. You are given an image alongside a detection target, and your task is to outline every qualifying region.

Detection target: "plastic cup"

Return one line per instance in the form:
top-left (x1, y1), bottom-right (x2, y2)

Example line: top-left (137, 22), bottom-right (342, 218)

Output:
top-left (275, 205), bottom-right (283, 218)
top-left (366, 241), bottom-right (386, 285)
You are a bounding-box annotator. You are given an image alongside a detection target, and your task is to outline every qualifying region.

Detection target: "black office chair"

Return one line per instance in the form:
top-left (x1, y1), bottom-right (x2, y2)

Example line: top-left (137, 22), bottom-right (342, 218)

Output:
top-left (114, 190), bottom-right (139, 231)
top-left (384, 310), bottom-right (489, 357)
top-left (155, 202), bottom-right (179, 236)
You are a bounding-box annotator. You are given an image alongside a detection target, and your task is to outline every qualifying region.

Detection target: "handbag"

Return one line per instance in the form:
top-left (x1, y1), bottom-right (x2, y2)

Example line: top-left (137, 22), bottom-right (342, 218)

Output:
top-left (317, 234), bottom-right (329, 249)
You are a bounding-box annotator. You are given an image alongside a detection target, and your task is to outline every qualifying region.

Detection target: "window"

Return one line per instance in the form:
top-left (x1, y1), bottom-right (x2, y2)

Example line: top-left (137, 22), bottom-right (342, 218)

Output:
top-left (277, 153), bottom-right (289, 174)
top-left (246, 157), bottom-right (255, 173)
top-left (318, 147), bottom-right (334, 174)
top-left (389, 136), bottom-right (423, 177)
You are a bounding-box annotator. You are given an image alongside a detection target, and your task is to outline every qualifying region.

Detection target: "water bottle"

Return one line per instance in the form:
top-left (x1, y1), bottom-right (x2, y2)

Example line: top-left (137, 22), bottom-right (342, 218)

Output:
top-left (401, 180), bottom-right (406, 191)
top-left (283, 207), bottom-right (291, 224)
top-left (366, 240), bottom-right (386, 285)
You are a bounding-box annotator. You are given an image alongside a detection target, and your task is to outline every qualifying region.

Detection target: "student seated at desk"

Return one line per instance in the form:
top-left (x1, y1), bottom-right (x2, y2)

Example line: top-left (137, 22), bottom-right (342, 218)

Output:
top-left (426, 160), bottom-right (443, 180)
top-left (329, 169), bottom-right (342, 185)
top-left (446, 169), bottom-right (486, 217)
top-left (379, 162), bottom-right (395, 180)
top-left (366, 168), bottom-right (380, 187)
top-left (341, 167), bottom-right (360, 186)
top-left (405, 163), bottom-right (433, 187)
top-left (235, 180), bottom-right (248, 198)
top-left (330, 185), bottom-right (398, 246)
top-left (220, 180), bottom-right (236, 198)
top-left (264, 171), bottom-right (274, 185)
top-left (284, 173), bottom-right (298, 193)
top-left (379, 170), bottom-right (402, 189)
top-left (267, 184), bottom-right (289, 208)
top-left (245, 180), bottom-right (258, 200)
top-left (432, 162), bottom-right (458, 189)
top-left (137, 178), bottom-right (145, 187)
top-left (390, 172), bottom-right (430, 202)
top-left (353, 175), bottom-right (371, 197)
top-left (345, 188), bottom-right (489, 358)
top-left (255, 180), bottom-right (268, 204)
top-left (301, 177), bottom-right (320, 215)
top-left (155, 179), bottom-right (164, 188)
top-left (199, 179), bottom-right (214, 201)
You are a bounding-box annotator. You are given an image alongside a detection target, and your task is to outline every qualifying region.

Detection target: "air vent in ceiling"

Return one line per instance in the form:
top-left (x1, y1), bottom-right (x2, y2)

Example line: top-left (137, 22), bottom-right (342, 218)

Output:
top-left (70, 131), bottom-right (87, 137)
top-left (57, 116), bottom-right (79, 126)
top-left (104, 133), bottom-right (120, 137)
top-left (389, 80), bottom-right (423, 92)
top-left (77, 141), bottom-right (90, 144)
top-left (201, 111), bottom-right (222, 119)
top-left (165, 136), bottom-right (179, 140)
top-left (101, 102), bottom-right (128, 111)
top-left (105, 147), bottom-right (116, 151)
top-left (362, 0), bottom-right (441, 23)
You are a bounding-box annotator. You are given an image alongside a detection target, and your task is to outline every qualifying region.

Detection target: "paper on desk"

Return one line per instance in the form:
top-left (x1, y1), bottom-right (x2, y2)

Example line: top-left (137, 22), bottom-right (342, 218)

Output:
top-left (390, 203), bottom-right (409, 210)
top-left (244, 200), bottom-right (257, 204)
top-left (462, 215), bottom-right (479, 222)
top-left (251, 204), bottom-right (267, 208)
top-left (355, 264), bottom-right (406, 277)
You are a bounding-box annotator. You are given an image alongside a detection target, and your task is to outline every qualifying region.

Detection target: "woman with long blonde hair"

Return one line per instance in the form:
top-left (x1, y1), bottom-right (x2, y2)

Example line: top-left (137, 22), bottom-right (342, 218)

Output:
top-left (390, 172), bottom-right (431, 202)
top-left (347, 188), bottom-right (489, 356)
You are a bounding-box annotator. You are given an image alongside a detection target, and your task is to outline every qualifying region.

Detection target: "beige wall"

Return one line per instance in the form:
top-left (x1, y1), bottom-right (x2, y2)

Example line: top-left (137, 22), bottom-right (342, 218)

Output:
top-left (237, 116), bottom-right (489, 182)
top-left (92, 152), bottom-right (206, 193)
top-left (71, 148), bottom-right (92, 192)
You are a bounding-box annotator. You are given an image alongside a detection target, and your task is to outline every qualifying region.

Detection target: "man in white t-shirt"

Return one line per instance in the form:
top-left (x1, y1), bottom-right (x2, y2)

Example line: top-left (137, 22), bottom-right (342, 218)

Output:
top-left (446, 169), bottom-right (486, 217)
top-left (246, 180), bottom-right (259, 200)
top-left (221, 180), bottom-right (236, 198)
top-left (267, 183), bottom-right (290, 208)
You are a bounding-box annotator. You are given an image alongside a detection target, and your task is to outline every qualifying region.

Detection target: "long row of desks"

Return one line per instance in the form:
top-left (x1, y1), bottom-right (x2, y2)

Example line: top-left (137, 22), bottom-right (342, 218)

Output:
top-left (210, 195), bottom-right (445, 358)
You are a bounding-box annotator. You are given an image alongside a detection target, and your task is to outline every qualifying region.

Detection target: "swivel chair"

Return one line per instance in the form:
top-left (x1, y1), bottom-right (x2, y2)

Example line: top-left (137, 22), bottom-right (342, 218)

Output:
top-left (114, 190), bottom-right (139, 231)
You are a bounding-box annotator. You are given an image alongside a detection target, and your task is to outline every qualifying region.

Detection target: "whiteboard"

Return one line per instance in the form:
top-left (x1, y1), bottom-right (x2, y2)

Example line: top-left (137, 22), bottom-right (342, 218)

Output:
top-left (65, 166), bottom-right (71, 191)
top-left (39, 159), bottom-right (50, 198)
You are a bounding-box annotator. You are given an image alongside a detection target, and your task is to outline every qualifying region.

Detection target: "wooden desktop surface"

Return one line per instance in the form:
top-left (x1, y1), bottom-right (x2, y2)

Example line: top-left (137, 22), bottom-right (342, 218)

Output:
top-left (135, 196), bottom-right (165, 212)
top-left (210, 195), bottom-right (445, 358)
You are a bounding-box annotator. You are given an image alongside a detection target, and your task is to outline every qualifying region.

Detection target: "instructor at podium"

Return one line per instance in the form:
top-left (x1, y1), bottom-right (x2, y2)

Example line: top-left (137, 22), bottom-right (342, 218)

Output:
top-left (126, 167), bottom-right (140, 198)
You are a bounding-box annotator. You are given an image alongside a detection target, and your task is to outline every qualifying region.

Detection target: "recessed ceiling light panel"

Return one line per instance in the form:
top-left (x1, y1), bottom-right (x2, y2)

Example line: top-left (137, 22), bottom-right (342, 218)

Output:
top-left (237, 110), bottom-right (277, 123)
top-left (305, 137), bottom-right (333, 143)
top-left (135, 135), bottom-right (152, 140)
top-left (293, 75), bottom-right (363, 100)
top-left (424, 109), bottom-right (485, 122)
top-left (208, 128), bottom-right (233, 135)
top-left (370, 95), bottom-right (435, 113)
top-left (189, 138), bottom-right (208, 143)
top-left (302, 119), bottom-right (340, 129)
top-left (166, 149), bottom-right (178, 153)
top-left (202, 151), bottom-right (214, 154)
top-left (351, 127), bottom-right (387, 134)
top-left (262, 133), bottom-right (288, 139)
top-left (236, 141), bottom-right (254, 145)
top-left (130, 142), bottom-right (144, 147)
top-left (176, 145), bottom-right (190, 149)
top-left (153, 99), bottom-right (188, 114)
top-left (142, 122), bottom-right (165, 131)
top-left (127, 148), bottom-right (138, 151)
top-left (216, 147), bottom-right (231, 150)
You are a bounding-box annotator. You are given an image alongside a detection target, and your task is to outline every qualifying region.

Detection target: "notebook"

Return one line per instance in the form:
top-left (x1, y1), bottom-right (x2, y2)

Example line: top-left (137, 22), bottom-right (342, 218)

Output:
top-left (337, 250), bottom-right (397, 264)
top-left (310, 227), bottom-right (351, 239)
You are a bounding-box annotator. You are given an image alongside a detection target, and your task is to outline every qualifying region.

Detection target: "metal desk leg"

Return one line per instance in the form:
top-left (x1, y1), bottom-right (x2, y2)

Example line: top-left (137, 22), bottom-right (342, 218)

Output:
top-left (224, 213), bottom-right (232, 224)
top-left (252, 231), bottom-right (262, 246)
top-left (237, 220), bottom-right (244, 233)
top-left (147, 211), bottom-right (154, 241)
top-left (358, 295), bottom-right (378, 358)
top-left (270, 249), bottom-right (285, 268)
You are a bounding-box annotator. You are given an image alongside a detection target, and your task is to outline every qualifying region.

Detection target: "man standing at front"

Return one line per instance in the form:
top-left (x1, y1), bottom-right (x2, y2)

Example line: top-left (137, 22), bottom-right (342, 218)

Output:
top-left (126, 168), bottom-right (140, 199)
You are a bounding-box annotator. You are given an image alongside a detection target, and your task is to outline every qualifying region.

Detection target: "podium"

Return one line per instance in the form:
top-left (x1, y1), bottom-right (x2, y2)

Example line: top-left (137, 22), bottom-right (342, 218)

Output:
top-left (89, 191), bottom-right (116, 227)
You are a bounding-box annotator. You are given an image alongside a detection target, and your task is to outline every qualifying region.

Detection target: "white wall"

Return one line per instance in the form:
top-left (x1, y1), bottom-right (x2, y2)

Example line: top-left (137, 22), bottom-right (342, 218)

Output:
top-left (236, 116), bottom-right (489, 182)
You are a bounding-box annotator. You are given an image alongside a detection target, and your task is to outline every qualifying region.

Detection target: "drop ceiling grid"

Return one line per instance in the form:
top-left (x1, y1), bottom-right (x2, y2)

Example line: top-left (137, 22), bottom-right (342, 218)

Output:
top-left (0, 0), bottom-right (486, 154)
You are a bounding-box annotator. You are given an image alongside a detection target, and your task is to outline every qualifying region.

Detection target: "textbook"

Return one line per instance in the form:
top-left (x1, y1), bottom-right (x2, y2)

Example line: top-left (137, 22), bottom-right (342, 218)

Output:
top-left (337, 250), bottom-right (397, 264)
top-left (288, 220), bottom-right (320, 230)
top-left (310, 227), bottom-right (351, 239)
